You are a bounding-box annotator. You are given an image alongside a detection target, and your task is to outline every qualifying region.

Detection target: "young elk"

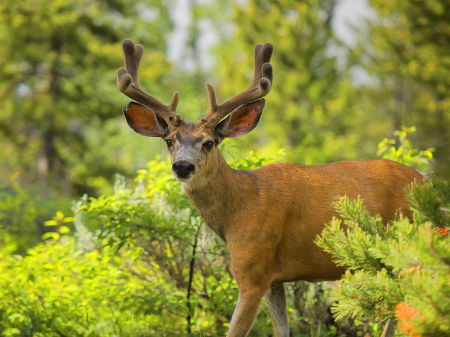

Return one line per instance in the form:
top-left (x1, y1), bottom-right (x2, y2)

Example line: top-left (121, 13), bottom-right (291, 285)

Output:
top-left (117, 38), bottom-right (423, 337)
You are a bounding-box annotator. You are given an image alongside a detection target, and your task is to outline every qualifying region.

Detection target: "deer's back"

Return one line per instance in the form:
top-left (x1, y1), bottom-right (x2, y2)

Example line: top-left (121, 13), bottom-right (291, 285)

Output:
top-left (253, 158), bottom-right (423, 220)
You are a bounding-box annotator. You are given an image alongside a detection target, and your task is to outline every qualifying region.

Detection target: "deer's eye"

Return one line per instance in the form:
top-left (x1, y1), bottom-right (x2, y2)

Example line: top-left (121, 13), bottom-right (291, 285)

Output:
top-left (165, 139), bottom-right (172, 147)
top-left (203, 141), bottom-right (214, 150)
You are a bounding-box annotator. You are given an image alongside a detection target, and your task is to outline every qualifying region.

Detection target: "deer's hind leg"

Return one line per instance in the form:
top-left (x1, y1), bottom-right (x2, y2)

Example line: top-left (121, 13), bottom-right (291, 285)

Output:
top-left (264, 282), bottom-right (289, 337)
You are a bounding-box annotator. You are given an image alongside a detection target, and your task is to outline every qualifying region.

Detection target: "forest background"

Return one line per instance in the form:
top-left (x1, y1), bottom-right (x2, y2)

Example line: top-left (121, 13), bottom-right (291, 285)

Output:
top-left (0, 0), bottom-right (449, 336)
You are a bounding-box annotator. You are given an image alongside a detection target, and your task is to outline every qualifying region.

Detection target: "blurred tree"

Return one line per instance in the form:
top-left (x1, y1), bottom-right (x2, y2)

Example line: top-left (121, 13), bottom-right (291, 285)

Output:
top-left (214, 0), bottom-right (372, 165)
top-left (0, 0), bottom-right (172, 196)
top-left (353, 0), bottom-right (450, 179)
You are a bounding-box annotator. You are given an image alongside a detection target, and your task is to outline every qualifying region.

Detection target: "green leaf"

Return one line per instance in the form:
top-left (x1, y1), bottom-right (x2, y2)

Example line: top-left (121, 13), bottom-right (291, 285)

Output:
top-left (60, 226), bottom-right (71, 234)
top-left (42, 232), bottom-right (60, 241)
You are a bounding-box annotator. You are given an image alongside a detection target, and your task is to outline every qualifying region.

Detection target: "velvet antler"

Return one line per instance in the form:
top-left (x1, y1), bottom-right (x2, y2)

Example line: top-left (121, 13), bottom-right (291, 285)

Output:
top-left (117, 38), bottom-right (183, 127)
top-left (203, 43), bottom-right (273, 129)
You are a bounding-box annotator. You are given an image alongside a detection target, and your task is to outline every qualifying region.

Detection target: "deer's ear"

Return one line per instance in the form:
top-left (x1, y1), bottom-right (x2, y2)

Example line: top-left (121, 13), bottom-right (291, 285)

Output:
top-left (215, 99), bottom-right (265, 140)
top-left (123, 102), bottom-right (169, 138)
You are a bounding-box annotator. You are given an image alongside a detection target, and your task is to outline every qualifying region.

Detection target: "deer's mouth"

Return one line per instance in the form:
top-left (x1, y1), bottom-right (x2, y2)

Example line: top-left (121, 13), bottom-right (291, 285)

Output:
top-left (175, 175), bottom-right (194, 183)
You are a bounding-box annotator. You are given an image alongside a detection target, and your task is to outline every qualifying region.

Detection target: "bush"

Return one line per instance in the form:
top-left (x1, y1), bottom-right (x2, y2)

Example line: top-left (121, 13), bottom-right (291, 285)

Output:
top-left (0, 237), bottom-right (175, 336)
top-left (377, 126), bottom-right (434, 171)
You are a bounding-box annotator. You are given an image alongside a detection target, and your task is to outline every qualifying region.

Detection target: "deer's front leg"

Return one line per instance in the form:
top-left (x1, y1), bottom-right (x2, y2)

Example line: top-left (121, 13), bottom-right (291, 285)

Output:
top-left (226, 259), bottom-right (273, 337)
top-left (264, 282), bottom-right (289, 337)
top-left (226, 284), bottom-right (268, 337)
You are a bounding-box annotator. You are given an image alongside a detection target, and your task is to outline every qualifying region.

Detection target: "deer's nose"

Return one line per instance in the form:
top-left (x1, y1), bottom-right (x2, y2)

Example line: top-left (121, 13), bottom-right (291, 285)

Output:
top-left (173, 161), bottom-right (195, 178)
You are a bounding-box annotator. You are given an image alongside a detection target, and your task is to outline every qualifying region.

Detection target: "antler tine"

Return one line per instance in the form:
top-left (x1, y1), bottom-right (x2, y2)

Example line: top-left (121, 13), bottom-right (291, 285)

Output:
top-left (117, 39), bottom-right (181, 127)
top-left (204, 42), bottom-right (273, 128)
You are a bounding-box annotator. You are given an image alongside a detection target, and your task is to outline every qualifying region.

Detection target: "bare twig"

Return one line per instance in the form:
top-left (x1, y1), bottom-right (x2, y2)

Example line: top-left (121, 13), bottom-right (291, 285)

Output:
top-left (186, 224), bottom-right (202, 334)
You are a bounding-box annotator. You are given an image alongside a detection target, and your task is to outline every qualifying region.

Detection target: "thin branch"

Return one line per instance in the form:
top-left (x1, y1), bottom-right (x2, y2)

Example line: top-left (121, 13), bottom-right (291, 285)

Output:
top-left (186, 224), bottom-right (201, 334)
top-left (191, 287), bottom-right (210, 299)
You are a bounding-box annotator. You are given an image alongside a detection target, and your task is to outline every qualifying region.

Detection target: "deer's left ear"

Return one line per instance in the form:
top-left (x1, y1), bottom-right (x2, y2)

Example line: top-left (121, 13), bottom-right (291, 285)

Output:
top-left (215, 99), bottom-right (265, 140)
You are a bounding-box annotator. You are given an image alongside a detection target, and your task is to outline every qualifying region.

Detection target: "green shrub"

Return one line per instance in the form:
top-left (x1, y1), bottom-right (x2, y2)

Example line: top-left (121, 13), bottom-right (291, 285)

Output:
top-left (377, 126), bottom-right (434, 171)
top-left (0, 237), bottom-right (176, 336)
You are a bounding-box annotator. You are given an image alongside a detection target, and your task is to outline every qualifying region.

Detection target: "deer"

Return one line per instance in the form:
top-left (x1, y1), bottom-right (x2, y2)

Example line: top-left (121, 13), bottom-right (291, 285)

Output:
top-left (116, 38), bottom-right (424, 337)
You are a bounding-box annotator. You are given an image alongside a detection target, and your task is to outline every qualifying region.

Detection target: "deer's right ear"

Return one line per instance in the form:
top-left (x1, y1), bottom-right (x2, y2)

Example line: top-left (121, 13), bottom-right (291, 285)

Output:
top-left (123, 102), bottom-right (169, 138)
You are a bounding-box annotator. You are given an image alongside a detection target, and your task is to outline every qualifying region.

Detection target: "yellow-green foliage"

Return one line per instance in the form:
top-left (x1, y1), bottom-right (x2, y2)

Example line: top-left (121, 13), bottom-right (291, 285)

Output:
top-left (377, 126), bottom-right (434, 170)
top-left (0, 238), bottom-right (171, 336)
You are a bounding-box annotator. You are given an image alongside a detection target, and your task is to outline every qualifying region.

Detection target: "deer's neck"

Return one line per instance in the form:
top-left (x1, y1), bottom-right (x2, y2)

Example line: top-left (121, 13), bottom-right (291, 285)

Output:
top-left (182, 151), bottom-right (251, 241)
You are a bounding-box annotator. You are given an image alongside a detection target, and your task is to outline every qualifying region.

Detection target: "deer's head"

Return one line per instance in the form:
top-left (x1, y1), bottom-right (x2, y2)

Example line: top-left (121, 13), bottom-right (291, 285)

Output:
top-left (117, 39), bottom-right (273, 184)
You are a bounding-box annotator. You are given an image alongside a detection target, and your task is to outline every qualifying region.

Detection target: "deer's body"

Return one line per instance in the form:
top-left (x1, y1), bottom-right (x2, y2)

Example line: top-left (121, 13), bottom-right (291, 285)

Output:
top-left (184, 154), bottom-right (422, 286)
top-left (116, 38), bottom-right (422, 336)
